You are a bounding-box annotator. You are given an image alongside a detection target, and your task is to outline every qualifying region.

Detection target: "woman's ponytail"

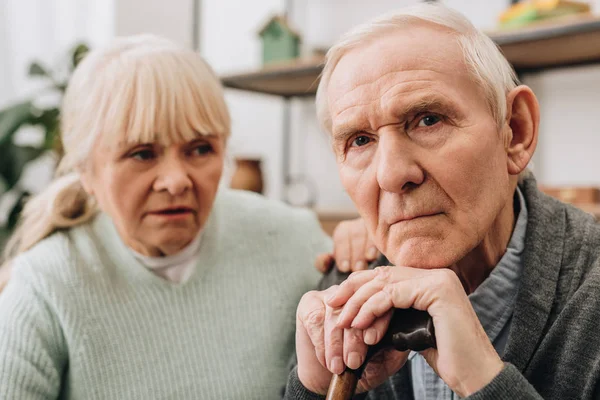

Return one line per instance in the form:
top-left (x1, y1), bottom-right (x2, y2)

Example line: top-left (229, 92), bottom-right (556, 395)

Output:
top-left (0, 172), bottom-right (97, 271)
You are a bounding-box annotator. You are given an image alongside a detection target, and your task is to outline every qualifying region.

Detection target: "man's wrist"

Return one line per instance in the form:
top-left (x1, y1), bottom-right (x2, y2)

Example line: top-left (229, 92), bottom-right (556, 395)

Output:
top-left (456, 358), bottom-right (505, 397)
top-left (297, 366), bottom-right (330, 395)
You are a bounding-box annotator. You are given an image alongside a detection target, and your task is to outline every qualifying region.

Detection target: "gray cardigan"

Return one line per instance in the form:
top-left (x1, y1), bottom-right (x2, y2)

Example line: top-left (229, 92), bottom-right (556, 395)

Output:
top-left (285, 173), bottom-right (600, 399)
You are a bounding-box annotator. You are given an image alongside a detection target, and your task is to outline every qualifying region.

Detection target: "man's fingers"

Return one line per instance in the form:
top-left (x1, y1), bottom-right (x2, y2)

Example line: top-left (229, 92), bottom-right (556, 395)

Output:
top-left (324, 305), bottom-right (345, 374)
top-left (326, 269), bottom-right (378, 308)
top-left (351, 287), bottom-right (399, 329)
top-left (298, 288), bottom-right (336, 368)
top-left (336, 278), bottom-right (387, 328)
top-left (363, 310), bottom-right (393, 346)
top-left (344, 327), bottom-right (368, 370)
top-left (357, 349), bottom-right (408, 393)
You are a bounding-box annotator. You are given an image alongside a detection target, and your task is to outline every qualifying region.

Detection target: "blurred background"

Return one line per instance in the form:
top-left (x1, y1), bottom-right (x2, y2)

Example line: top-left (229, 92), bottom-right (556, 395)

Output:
top-left (2, 0), bottom-right (600, 245)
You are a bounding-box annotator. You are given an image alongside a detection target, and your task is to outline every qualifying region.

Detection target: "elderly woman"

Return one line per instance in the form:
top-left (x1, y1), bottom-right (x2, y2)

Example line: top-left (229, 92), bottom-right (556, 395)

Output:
top-left (0, 35), bottom-right (373, 399)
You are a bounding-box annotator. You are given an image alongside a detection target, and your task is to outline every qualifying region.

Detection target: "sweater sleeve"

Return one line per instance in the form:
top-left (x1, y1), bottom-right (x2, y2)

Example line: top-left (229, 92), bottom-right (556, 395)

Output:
top-left (283, 366), bottom-right (326, 400)
top-left (295, 208), bottom-right (333, 290)
top-left (0, 260), bottom-right (67, 399)
top-left (466, 363), bottom-right (542, 400)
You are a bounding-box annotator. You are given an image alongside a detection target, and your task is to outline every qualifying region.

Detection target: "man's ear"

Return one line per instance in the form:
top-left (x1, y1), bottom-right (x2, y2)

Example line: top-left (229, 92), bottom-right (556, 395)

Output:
top-left (503, 85), bottom-right (540, 175)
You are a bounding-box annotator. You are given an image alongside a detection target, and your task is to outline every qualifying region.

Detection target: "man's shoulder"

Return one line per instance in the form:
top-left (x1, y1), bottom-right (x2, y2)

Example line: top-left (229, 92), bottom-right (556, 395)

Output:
top-left (561, 202), bottom-right (600, 280)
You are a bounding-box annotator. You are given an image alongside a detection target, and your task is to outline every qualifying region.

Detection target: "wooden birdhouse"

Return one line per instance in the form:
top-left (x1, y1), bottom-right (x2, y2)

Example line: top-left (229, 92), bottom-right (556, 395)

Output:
top-left (258, 15), bottom-right (301, 65)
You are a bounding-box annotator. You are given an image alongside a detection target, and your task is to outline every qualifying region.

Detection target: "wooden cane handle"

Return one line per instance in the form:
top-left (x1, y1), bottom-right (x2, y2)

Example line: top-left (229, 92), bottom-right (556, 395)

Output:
top-left (325, 369), bottom-right (359, 400)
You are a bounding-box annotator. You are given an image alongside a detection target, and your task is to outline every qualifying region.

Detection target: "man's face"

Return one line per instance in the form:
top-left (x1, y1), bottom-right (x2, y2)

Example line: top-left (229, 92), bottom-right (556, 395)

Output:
top-left (327, 24), bottom-right (515, 269)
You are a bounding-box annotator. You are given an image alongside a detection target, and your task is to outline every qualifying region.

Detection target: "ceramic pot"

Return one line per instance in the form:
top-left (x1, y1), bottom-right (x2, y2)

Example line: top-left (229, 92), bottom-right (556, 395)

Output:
top-left (230, 158), bottom-right (264, 194)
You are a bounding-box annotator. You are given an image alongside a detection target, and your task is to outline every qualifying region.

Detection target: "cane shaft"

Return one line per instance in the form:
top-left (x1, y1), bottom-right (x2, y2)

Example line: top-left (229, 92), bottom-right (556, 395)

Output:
top-left (326, 369), bottom-right (359, 400)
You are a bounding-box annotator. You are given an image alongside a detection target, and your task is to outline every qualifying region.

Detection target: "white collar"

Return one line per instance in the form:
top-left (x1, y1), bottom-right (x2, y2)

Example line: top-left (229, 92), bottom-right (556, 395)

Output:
top-left (129, 230), bottom-right (204, 270)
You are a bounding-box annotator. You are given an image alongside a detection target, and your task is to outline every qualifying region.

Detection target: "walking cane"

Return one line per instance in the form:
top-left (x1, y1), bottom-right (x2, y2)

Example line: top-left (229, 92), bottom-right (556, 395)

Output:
top-left (318, 257), bottom-right (437, 400)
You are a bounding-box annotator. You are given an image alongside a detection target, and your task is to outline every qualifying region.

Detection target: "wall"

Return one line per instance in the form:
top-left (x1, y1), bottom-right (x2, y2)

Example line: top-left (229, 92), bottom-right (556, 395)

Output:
top-left (0, 0), bottom-right (114, 200)
top-left (115, 0), bottom-right (194, 47)
top-left (200, 0), bottom-right (600, 210)
top-left (0, 0), bottom-right (114, 108)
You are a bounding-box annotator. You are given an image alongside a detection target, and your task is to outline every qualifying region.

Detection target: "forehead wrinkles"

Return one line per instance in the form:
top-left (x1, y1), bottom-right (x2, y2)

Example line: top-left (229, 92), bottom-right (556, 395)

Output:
top-left (328, 28), bottom-right (470, 119)
top-left (330, 70), bottom-right (443, 124)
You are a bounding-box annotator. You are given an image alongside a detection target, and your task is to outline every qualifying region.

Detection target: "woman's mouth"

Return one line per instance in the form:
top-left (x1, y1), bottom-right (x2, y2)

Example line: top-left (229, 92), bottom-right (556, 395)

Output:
top-left (147, 207), bottom-right (195, 220)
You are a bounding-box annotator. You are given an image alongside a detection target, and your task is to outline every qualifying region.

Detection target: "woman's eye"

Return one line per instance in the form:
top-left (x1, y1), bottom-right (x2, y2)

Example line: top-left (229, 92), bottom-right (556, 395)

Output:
top-left (351, 135), bottom-right (372, 147)
top-left (130, 149), bottom-right (156, 161)
top-left (191, 144), bottom-right (213, 155)
top-left (417, 114), bottom-right (441, 127)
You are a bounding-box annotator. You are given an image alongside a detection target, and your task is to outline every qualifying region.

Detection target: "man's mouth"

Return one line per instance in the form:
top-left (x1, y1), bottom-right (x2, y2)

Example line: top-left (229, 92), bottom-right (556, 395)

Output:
top-left (390, 212), bottom-right (442, 225)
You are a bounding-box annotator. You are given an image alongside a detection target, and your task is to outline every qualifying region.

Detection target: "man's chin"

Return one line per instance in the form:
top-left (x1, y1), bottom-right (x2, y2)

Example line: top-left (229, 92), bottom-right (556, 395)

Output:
top-left (385, 238), bottom-right (457, 269)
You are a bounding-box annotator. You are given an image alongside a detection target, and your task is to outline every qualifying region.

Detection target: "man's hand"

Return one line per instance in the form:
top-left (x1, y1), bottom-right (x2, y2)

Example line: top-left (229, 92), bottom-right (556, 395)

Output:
top-left (295, 283), bottom-right (408, 395)
top-left (327, 266), bottom-right (504, 397)
top-left (315, 218), bottom-right (379, 273)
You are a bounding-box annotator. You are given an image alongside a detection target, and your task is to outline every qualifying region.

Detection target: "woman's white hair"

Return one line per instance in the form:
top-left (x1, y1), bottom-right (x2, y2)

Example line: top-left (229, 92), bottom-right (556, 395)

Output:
top-left (316, 3), bottom-right (519, 134)
top-left (1, 34), bottom-right (230, 268)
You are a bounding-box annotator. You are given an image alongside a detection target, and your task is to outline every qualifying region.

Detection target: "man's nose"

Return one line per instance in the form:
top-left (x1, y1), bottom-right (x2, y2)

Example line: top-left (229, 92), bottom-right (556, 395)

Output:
top-left (376, 131), bottom-right (425, 193)
top-left (153, 155), bottom-right (193, 196)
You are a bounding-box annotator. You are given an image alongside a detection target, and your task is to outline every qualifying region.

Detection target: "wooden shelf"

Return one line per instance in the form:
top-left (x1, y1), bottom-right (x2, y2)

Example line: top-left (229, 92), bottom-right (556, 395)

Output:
top-left (576, 203), bottom-right (600, 219)
top-left (490, 14), bottom-right (600, 71)
top-left (221, 15), bottom-right (600, 96)
top-left (221, 57), bottom-right (323, 97)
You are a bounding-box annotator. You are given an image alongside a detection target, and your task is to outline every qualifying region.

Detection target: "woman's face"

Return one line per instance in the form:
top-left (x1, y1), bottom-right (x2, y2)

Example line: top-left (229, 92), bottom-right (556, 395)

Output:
top-left (82, 134), bottom-right (225, 256)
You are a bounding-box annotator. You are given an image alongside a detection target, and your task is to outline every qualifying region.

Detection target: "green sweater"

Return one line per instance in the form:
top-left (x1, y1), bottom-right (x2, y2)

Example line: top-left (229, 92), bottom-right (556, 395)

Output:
top-left (0, 189), bottom-right (330, 399)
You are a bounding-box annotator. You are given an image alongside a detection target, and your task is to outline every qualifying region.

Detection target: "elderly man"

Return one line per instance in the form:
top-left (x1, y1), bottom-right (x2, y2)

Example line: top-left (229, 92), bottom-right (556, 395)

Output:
top-left (284, 3), bottom-right (600, 400)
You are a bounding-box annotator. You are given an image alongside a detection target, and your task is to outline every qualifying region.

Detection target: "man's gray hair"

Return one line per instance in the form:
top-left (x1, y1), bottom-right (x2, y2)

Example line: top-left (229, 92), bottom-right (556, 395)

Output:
top-left (316, 3), bottom-right (519, 134)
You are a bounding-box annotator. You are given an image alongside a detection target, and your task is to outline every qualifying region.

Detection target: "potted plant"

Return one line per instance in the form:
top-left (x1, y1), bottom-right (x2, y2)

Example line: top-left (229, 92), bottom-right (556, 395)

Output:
top-left (0, 43), bottom-right (89, 252)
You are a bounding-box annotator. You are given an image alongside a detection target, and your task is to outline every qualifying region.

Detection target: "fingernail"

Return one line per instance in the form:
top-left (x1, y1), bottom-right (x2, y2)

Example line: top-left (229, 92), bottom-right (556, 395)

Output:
top-left (337, 309), bottom-right (348, 326)
top-left (367, 247), bottom-right (378, 259)
top-left (364, 328), bottom-right (378, 345)
top-left (331, 356), bottom-right (344, 374)
top-left (355, 260), bottom-right (366, 270)
top-left (347, 352), bottom-right (363, 370)
top-left (341, 260), bottom-right (350, 271)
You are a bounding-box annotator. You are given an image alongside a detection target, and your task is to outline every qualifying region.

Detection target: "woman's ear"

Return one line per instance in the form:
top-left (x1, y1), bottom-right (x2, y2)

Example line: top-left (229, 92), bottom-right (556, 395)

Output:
top-left (79, 170), bottom-right (94, 197)
top-left (503, 85), bottom-right (540, 175)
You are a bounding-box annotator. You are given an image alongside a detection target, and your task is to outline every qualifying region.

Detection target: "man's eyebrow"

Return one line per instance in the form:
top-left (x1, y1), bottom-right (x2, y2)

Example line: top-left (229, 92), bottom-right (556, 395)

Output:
top-left (332, 96), bottom-right (458, 143)
top-left (332, 125), bottom-right (361, 146)
top-left (390, 96), bottom-right (458, 119)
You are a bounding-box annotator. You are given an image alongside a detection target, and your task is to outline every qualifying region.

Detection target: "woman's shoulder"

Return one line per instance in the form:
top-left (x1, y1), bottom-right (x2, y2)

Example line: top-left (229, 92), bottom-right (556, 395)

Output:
top-left (9, 217), bottom-right (106, 291)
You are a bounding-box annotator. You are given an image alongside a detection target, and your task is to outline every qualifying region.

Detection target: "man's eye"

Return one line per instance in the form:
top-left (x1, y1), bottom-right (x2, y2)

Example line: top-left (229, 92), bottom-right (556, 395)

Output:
top-left (351, 135), bottom-right (372, 147)
top-left (130, 149), bottom-right (156, 161)
top-left (417, 115), bottom-right (441, 127)
top-left (191, 144), bottom-right (213, 155)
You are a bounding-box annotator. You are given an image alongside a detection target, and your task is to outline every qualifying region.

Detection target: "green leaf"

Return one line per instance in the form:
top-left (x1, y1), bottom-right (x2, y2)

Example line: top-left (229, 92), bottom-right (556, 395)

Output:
top-left (29, 62), bottom-right (51, 78)
top-left (72, 43), bottom-right (90, 69)
top-left (7, 191), bottom-right (29, 230)
top-left (0, 143), bottom-right (44, 189)
top-left (0, 102), bottom-right (35, 146)
top-left (0, 226), bottom-right (11, 254)
top-left (29, 108), bottom-right (61, 151)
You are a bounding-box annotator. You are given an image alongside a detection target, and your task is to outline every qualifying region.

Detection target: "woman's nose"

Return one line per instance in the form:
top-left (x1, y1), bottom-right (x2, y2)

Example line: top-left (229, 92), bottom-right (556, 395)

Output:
top-left (153, 156), bottom-right (193, 195)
